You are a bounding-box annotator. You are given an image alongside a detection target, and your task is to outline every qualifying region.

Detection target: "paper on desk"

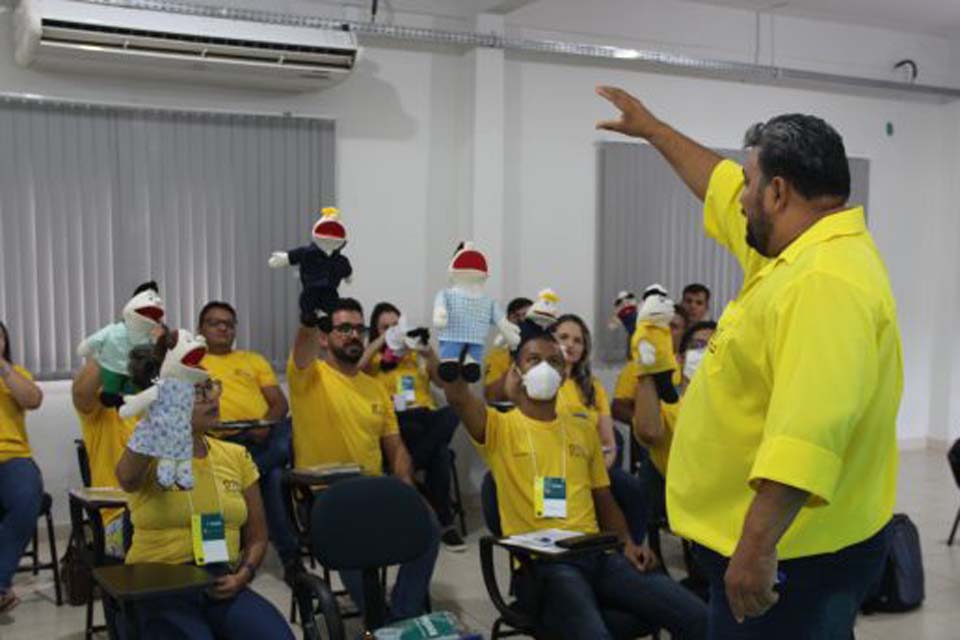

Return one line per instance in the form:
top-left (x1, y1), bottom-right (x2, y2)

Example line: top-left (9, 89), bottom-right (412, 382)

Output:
top-left (501, 528), bottom-right (581, 555)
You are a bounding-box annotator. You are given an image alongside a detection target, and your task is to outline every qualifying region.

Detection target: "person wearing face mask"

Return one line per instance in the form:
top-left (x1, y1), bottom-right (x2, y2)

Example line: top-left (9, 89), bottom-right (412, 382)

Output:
top-left (288, 297), bottom-right (438, 621)
top-left (598, 86), bottom-right (902, 638)
top-left (439, 321), bottom-right (707, 640)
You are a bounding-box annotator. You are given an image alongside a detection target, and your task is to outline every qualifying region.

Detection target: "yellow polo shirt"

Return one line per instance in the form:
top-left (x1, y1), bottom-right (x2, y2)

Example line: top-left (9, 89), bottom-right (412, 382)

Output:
top-left (667, 159), bottom-right (902, 559)
top-left (0, 366), bottom-right (33, 461)
top-left (483, 346), bottom-right (512, 386)
top-left (200, 350), bottom-right (278, 423)
top-left (613, 362), bottom-right (678, 476)
top-left (288, 357), bottom-right (399, 474)
top-left (472, 407), bottom-right (609, 537)
top-left (556, 377), bottom-right (610, 428)
top-left (369, 351), bottom-right (436, 411)
top-left (125, 438), bottom-right (258, 565)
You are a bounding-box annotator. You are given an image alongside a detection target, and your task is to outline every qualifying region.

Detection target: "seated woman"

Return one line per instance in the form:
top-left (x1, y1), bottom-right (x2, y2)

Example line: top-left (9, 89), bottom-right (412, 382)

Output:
top-left (360, 302), bottom-right (465, 552)
top-left (114, 341), bottom-right (293, 640)
top-left (0, 321), bottom-right (44, 614)
top-left (552, 314), bottom-right (649, 545)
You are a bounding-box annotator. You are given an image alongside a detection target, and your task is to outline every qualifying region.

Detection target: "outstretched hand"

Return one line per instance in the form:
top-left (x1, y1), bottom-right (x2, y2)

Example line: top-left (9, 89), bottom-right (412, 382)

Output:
top-left (595, 86), bottom-right (662, 140)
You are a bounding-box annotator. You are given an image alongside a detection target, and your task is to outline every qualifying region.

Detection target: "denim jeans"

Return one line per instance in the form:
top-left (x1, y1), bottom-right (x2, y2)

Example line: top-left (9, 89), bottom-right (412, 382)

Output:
top-left (397, 407), bottom-right (458, 527)
top-left (0, 457), bottom-right (43, 591)
top-left (107, 564), bottom-right (293, 640)
top-left (340, 512), bottom-right (440, 621)
top-left (692, 521), bottom-right (892, 640)
top-left (608, 466), bottom-right (650, 545)
top-left (222, 419), bottom-right (299, 563)
top-left (517, 550), bottom-right (708, 640)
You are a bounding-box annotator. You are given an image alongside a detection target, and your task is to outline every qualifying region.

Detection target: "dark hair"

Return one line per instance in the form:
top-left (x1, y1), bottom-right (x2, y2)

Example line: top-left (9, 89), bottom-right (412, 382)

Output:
top-left (743, 114), bottom-right (850, 202)
top-left (369, 302), bottom-right (401, 342)
top-left (198, 300), bottom-right (237, 328)
top-left (552, 314), bottom-right (596, 409)
top-left (513, 322), bottom-right (559, 362)
top-left (506, 297), bottom-right (534, 317)
top-left (0, 321), bottom-right (11, 363)
top-left (329, 298), bottom-right (364, 319)
top-left (682, 283), bottom-right (711, 302)
top-left (679, 321), bottom-right (718, 355)
top-left (132, 280), bottom-right (159, 296)
top-left (673, 304), bottom-right (690, 327)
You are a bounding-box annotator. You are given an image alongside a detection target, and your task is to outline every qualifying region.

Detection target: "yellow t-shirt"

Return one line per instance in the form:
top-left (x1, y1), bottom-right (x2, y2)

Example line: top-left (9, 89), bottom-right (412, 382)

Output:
top-left (125, 438), bottom-right (258, 565)
top-left (472, 407), bottom-right (609, 537)
top-left (287, 358), bottom-right (399, 475)
top-left (667, 159), bottom-right (902, 559)
top-left (483, 346), bottom-right (512, 386)
top-left (200, 350), bottom-right (278, 423)
top-left (77, 403), bottom-right (138, 489)
top-left (369, 351), bottom-right (436, 411)
top-left (613, 362), bottom-right (677, 476)
top-left (556, 377), bottom-right (610, 428)
top-left (0, 365), bottom-right (33, 461)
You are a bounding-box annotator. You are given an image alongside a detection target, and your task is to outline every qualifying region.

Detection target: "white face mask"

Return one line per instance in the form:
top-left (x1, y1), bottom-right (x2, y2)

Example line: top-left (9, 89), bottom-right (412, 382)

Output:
top-left (683, 347), bottom-right (706, 380)
top-left (520, 361), bottom-right (563, 401)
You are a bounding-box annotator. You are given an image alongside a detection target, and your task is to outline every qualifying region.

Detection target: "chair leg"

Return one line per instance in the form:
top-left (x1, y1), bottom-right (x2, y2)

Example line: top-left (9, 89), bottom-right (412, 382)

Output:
top-left (86, 596), bottom-right (95, 640)
top-left (949, 504), bottom-right (960, 546)
top-left (31, 526), bottom-right (40, 575)
top-left (45, 508), bottom-right (63, 606)
top-left (449, 453), bottom-right (467, 536)
top-left (289, 593), bottom-right (298, 624)
top-left (491, 618), bottom-right (504, 640)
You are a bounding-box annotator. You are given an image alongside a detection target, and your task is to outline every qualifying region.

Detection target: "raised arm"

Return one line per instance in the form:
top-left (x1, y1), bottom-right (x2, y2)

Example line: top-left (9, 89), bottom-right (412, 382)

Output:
top-left (596, 86), bottom-right (723, 201)
top-left (358, 333), bottom-right (387, 373)
top-left (439, 376), bottom-right (487, 444)
top-left (0, 363), bottom-right (42, 410)
top-left (72, 358), bottom-right (102, 414)
top-left (632, 376), bottom-right (668, 448)
top-left (115, 447), bottom-right (153, 492)
top-left (292, 326), bottom-right (322, 370)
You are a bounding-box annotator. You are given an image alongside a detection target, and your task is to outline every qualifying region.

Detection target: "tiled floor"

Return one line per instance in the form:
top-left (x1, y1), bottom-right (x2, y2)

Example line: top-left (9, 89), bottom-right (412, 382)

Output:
top-left (2, 448), bottom-right (958, 639)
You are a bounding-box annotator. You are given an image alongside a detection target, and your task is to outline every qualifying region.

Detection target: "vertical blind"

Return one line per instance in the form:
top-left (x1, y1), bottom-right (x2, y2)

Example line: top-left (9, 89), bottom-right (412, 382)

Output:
top-left (0, 98), bottom-right (335, 378)
top-left (595, 142), bottom-right (869, 362)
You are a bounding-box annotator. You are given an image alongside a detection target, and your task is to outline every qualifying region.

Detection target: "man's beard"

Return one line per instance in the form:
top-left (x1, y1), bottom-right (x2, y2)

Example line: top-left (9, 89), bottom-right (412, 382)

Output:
top-left (745, 206), bottom-right (775, 258)
top-left (332, 341), bottom-right (363, 364)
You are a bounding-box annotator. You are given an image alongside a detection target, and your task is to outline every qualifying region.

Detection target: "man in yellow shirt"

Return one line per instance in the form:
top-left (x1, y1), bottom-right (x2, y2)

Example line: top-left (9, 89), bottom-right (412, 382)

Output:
top-left (197, 301), bottom-right (300, 581)
top-left (440, 322), bottom-right (706, 640)
top-left (483, 296), bottom-right (532, 403)
top-left (599, 87), bottom-right (901, 637)
top-left (289, 298), bottom-right (437, 620)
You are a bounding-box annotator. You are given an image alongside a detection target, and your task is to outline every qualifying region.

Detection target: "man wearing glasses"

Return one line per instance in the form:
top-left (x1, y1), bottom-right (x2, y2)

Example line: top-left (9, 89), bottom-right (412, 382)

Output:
top-left (197, 301), bottom-right (301, 583)
top-left (288, 297), bottom-right (438, 621)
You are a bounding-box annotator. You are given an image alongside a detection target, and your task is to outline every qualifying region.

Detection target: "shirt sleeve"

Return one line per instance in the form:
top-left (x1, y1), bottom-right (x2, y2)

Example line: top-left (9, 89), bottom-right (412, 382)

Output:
top-left (239, 446), bottom-right (260, 489)
top-left (613, 363), bottom-right (639, 400)
top-left (287, 246), bottom-right (307, 266)
top-left (593, 380), bottom-right (610, 417)
top-left (471, 407), bottom-right (502, 460)
top-left (380, 386), bottom-right (400, 437)
top-left (13, 365), bottom-right (33, 381)
top-left (250, 353), bottom-right (279, 388)
top-left (286, 354), bottom-right (318, 395)
top-left (703, 159), bottom-right (768, 279)
top-left (748, 271), bottom-right (879, 506)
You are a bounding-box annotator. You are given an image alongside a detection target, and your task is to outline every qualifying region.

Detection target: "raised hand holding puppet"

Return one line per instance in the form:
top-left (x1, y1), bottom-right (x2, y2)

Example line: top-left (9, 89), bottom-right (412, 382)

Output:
top-left (631, 284), bottom-right (680, 404)
top-left (608, 290), bottom-right (639, 335)
top-left (380, 316), bottom-right (431, 371)
top-left (269, 206), bottom-right (353, 328)
top-left (121, 330), bottom-right (209, 489)
top-left (433, 242), bottom-right (520, 383)
top-left (77, 281), bottom-right (165, 408)
top-left (493, 287), bottom-right (559, 349)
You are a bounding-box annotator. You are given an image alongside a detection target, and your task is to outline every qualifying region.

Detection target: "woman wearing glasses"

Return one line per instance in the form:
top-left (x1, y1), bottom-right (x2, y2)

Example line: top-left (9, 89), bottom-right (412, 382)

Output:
top-left (114, 337), bottom-right (293, 639)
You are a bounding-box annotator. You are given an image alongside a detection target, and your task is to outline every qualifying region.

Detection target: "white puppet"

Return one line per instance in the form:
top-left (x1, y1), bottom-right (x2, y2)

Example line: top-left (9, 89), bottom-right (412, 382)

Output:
top-left (121, 330), bottom-right (209, 489)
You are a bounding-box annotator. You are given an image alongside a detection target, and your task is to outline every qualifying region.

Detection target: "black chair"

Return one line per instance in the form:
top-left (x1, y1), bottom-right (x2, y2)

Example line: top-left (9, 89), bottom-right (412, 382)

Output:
top-left (17, 491), bottom-right (63, 606)
top-left (947, 439), bottom-right (960, 545)
top-left (479, 472), bottom-right (659, 640)
top-left (75, 438), bottom-right (92, 488)
top-left (448, 449), bottom-right (468, 536)
top-left (294, 476), bottom-right (435, 635)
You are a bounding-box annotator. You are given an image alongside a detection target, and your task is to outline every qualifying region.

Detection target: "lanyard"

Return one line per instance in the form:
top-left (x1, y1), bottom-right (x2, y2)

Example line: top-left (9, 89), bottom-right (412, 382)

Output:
top-left (524, 419), bottom-right (567, 480)
top-left (185, 437), bottom-right (224, 518)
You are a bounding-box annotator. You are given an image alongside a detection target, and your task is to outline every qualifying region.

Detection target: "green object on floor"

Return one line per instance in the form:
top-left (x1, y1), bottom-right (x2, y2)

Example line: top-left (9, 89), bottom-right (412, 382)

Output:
top-left (373, 611), bottom-right (481, 640)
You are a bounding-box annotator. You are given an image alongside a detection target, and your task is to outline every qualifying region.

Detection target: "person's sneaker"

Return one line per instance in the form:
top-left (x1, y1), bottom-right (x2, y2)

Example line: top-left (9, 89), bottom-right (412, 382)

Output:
top-left (441, 526), bottom-right (467, 552)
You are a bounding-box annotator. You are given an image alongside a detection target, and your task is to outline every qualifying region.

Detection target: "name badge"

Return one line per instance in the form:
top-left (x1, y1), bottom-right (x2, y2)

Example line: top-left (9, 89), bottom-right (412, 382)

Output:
top-left (191, 512), bottom-right (229, 565)
top-left (533, 476), bottom-right (567, 519)
top-left (394, 375), bottom-right (417, 411)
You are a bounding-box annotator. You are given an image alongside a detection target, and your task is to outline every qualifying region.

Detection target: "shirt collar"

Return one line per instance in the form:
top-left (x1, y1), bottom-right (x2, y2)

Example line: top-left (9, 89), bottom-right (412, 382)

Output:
top-left (777, 206), bottom-right (867, 265)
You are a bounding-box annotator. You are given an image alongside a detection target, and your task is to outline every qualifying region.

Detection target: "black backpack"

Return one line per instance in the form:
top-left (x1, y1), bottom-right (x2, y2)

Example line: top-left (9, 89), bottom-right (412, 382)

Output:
top-left (861, 514), bottom-right (924, 613)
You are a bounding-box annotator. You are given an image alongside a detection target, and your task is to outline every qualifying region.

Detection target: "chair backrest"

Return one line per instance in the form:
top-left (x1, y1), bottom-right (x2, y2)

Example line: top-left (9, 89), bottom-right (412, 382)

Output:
top-left (481, 472), bottom-right (502, 537)
top-left (949, 440), bottom-right (960, 489)
top-left (74, 439), bottom-right (92, 488)
top-left (309, 476), bottom-right (434, 571)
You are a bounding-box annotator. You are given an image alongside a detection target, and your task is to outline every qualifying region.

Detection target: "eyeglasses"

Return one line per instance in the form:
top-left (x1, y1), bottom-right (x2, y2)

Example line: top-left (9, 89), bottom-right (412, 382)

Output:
top-left (204, 319), bottom-right (236, 330)
top-left (194, 379), bottom-right (223, 401)
top-left (331, 323), bottom-right (368, 338)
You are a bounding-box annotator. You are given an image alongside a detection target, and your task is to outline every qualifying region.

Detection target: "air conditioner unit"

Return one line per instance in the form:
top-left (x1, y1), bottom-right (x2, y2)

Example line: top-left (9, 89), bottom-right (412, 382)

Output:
top-left (13, 0), bottom-right (360, 91)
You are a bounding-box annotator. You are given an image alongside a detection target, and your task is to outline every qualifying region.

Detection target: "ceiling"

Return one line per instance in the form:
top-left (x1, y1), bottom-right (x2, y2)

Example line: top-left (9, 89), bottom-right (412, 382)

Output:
top-left (682, 0), bottom-right (960, 38)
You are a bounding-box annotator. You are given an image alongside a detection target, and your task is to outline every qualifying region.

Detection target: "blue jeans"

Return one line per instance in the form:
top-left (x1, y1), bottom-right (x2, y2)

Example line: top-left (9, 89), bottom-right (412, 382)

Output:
top-left (438, 341), bottom-right (484, 363)
top-left (340, 513), bottom-right (440, 621)
top-left (608, 466), bottom-right (649, 545)
top-left (223, 420), bottom-right (299, 563)
top-left (517, 551), bottom-right (707, 640)
top-left (398, 407), bottom-right (459, 527)
top-left (0, 457), bottom-right (43, 591)
top-left (109, 564), bottom-right (293, 640)
top-left (693, 521), bottom-right (892, 640)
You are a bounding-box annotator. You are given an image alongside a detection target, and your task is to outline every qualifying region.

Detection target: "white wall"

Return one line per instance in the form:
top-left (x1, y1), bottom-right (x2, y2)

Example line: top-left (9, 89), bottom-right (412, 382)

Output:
top-left (4, 0), bottom-right (960, 523)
